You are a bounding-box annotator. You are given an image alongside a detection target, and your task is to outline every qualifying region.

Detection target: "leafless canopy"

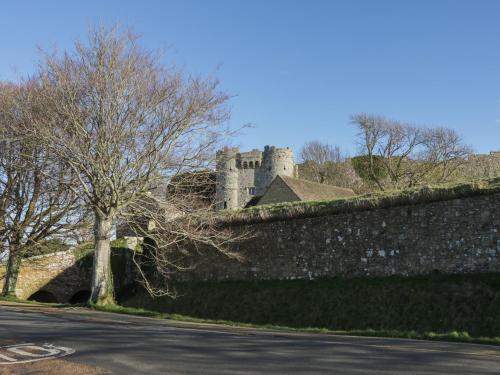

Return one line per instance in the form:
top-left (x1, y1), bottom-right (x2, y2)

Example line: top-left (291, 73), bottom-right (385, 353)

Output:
top-left (351, 113), bottom-right (472, 190)
top-left (123, 187), bottom-right (246, 298)
top-left (298, 141), bottom-right (344, 184)
top-left (0, 82), bottom-right (83, 296)
top-left (299, 141), bottom-right (344, 166)
top-left (26, 26), bottom-right (239, 303)
top-left (297, 140), bottom-right (366, 190)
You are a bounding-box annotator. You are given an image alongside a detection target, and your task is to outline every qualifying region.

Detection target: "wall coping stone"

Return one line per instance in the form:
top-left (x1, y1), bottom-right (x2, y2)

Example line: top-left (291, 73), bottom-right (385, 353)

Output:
top-left (220, 178), bottom-right (500, 226)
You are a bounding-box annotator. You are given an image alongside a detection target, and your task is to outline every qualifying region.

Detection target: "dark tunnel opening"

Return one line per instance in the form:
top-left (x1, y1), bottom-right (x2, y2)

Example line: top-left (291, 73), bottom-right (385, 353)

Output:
top-left (69, 290), bottom-right (91, 304)
top-left (28, 290), bottom-right (59, 303)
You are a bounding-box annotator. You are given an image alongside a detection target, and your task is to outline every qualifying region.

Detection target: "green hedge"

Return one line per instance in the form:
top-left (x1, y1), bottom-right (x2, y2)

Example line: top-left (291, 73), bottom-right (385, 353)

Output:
top-left (122, 273), bottom-right (500, 337)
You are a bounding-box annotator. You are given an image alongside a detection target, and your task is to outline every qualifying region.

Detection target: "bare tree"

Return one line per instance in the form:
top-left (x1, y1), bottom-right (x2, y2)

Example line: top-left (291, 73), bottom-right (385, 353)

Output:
top-left (351, 114), bottom-right (423, 189)
top-left (299, 141), bottom-right (344, 166)
top-left (415, 127), bottom-right (473, 184)
top-left (122, 182), bottom-right (245, 298)
top-left (299, 141), bottom-right (345, 183)
top-left (461, 152), bottom-right (500, 179)
top-left (351, 114), bottom-right (471, 190)
top-left (28, 26), bottom-right (236, 304)
top-left (0, 82), bottom-right (82, 296)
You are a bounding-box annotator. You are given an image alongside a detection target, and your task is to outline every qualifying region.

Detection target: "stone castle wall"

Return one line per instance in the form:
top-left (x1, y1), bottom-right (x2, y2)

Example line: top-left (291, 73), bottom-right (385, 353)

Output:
top-left (5, 181), bottom-right (500, 301)
top-left (215, 146), bottom-right (295, 209)
top-left (175, 191), bottom-right (500, 281)
top-left (215, 147), bottom-right (240, 209)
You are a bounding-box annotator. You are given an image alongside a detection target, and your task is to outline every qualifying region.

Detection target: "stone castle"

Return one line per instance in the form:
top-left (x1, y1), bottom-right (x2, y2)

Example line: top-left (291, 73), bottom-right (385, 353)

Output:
top-left (215, 146), bottom-right (297, 210)
top-left (4, 178), bottom-right (500, 302)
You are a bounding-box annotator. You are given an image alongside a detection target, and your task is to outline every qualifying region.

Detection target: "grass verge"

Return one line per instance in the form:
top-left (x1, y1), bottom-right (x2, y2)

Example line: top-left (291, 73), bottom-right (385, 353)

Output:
top-left (120, 273), bottom-right (500, 344)
top-left (2, 292), bottom-right (500, 346)
top-left (89, 303), bottom-right (500, 346)
top-left (4, 272), bottom-right (500, 347)
top-left (0, 294), bottom-right (69, 308)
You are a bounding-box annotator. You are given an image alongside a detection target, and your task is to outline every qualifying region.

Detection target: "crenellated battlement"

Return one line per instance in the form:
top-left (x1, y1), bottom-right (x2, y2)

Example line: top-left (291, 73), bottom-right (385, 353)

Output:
top-left (215, 145), bottom-right (295, 209)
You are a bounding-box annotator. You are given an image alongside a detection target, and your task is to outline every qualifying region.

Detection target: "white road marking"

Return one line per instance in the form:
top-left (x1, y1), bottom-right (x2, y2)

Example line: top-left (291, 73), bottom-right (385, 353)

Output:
top-left (7, 345), bottom-right (61, 358)
top-left (0, 343), bottom-right (75, 365)
top-left (0, 354), bottom-right (16, 362)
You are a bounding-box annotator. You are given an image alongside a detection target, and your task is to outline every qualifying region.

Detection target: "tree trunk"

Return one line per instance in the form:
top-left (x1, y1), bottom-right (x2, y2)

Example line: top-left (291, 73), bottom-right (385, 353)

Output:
top-left (2, 246), bottom-right (21, 296)
top-left (90, 213), bottom-right (115, 305)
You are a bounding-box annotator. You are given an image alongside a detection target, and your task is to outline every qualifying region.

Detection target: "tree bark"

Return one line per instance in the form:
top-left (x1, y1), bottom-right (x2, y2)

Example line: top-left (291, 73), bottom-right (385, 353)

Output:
top-left (2, 245), bottom-right (21, 296)
top-left (90, 213), bottom-right (115, 305)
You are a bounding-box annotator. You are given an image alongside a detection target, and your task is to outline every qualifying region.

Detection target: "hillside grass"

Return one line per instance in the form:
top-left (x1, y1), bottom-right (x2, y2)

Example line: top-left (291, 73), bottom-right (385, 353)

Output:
top-left (121, 272), bottom-right (500, 340)
top-left (3, 293), bottom-right (498, 346)
top-left (91, 303), bottom-right (500, 346)
top-left (221, 177), bottom-right (500, 224)
top-left (5, 272), bottom-right (500, 346)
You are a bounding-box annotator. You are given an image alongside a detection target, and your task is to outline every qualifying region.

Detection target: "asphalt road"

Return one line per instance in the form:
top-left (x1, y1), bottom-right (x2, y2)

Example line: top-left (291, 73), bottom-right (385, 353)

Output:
top-left (1, 303), bottom-right (500, 374)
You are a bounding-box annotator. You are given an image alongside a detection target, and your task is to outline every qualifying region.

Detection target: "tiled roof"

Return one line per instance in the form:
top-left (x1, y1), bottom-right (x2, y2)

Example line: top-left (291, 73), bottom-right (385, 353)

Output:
top-left (278, 175), bottom-right (355, 201)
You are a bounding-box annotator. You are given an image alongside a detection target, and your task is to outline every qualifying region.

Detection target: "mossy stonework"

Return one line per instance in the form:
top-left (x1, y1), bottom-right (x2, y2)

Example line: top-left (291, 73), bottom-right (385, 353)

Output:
top-left (176, 189), bottom-right (500, 281)
top-left (2, 179), bottom-right (500, 301)
top-left (0, 244), bottom-right (134, 303)
top-left (0, 250), bottom-right (91, 302)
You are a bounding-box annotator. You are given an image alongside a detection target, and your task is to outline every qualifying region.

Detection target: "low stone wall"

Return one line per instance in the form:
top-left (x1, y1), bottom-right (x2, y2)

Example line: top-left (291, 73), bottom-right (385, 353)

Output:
top-left (0, 246), bottom-right (134, 302)
top-left (176, 192), bottom-right (500, 281)
top-left (0, 250), bottom-right (91, 301)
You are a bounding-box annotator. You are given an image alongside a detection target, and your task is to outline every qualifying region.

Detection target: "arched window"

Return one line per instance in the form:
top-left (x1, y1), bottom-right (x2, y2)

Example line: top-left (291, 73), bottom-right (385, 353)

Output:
top-left (255, 161), bottom-right (260, 168)
top-left (249, 161), bottom-right (254, 169)
top-left (243, 162), bottom-right (248, 169)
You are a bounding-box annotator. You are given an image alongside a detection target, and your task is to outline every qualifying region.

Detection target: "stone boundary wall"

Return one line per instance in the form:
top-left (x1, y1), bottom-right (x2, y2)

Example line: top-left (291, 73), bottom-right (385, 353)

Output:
top-left (0, 250), bottom-right (90, 301)
top-left (175, 192), bottom-right (500, 281)
top-left (0, 247), bottom-right (134, 302)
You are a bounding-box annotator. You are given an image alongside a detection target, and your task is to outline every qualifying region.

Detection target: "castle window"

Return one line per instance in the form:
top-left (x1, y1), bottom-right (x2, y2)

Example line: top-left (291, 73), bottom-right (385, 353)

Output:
top-left (248, 187), bottom-right (256, 195)
top-left (255, 161), bottom-right (260, 168)
top-left (249, 161), bottom-right (254, 169)
top-left (224, 201), bottom-right (227, 209)
top-left (243, 162), bottom-right (248, 169)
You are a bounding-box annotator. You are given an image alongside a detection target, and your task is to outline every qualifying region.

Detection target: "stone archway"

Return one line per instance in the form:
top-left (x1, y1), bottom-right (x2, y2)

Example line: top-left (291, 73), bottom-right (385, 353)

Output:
top-left (27, 290), bottom-right (59, 303)
top-left (69, 290), bottom-right (91, 304)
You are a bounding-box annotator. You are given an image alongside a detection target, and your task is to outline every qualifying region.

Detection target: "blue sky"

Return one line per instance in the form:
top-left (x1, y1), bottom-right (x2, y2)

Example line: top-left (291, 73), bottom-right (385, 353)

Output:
top-left (1, 0), bottom-right (499, 155)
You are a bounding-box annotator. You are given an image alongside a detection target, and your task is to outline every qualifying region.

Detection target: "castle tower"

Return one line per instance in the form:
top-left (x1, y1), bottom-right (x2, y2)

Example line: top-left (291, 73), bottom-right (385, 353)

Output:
top-left (215, 147), bottom-right (240, 210)
top-left (215, 145), bottom-right (296, 210)
top-left (256, 146), bottom-right (295, 196)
